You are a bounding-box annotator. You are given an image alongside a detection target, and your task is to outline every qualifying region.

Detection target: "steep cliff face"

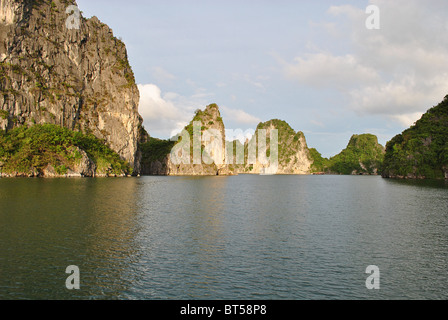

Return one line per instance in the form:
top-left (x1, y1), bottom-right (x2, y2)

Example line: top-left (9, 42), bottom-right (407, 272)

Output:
top-left (0, 0), bottom-right (142, 170)
top-left (382, 95), bottom-right (448, 179)
top-left (240, 119), bottom-right (313, 174)
top-left (140, 104), bottom-right (232, 176)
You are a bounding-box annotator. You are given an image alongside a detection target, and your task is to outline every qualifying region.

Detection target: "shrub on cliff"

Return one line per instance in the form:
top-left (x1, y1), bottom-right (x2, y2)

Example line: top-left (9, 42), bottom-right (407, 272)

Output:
top-left (0, 124), bottom-right (131, 176)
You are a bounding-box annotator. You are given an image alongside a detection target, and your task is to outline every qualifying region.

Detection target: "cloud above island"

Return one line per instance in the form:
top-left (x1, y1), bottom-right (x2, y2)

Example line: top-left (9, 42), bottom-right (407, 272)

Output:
top-left (220, 106), bottom-right (261, 125)
top-left (283, 0), bottom-right (448, 127)
top-left (78, 0), bottom-right (448, 157)
top-left (138, 84), bottom-right (262, 139)
top-left (138, 84), bottom-right (192, 138)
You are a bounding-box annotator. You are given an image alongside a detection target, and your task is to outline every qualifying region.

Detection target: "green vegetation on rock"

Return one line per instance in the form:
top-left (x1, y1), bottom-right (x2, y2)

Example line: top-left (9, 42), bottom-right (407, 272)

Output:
top-left (0, 124), bottom-right (131, 176)
top-left (254, 119), bottom-right (307, 165)
top-left (309, 148), bottom-right (329, 173)
top-left (326, 134), bottom-right (385, 175)
top-left (382, 95), bottom-right (448, 179)
top-left (138, 103), bottom-right (227, 175)
top-left (1, 0), bottom-right (143, 170)
top-left (139, 137), bottom-right (175, 163)
top-left (243, 119), bottom-right (313, 174)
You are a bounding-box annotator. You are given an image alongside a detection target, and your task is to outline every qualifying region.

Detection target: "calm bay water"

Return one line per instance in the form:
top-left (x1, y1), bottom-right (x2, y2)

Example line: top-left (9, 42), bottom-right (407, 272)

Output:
top-left (0, 175), bottom-right (447, 300)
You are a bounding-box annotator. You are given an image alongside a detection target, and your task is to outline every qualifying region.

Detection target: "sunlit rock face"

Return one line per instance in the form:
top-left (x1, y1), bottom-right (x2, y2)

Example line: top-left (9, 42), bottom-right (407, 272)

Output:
top-left (0, 0), bottom-right (143, 170)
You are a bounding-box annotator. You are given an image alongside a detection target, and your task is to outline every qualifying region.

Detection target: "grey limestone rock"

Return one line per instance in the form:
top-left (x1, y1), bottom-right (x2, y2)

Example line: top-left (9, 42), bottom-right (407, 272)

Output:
top-left (0, 0), bottom-right (143, 171)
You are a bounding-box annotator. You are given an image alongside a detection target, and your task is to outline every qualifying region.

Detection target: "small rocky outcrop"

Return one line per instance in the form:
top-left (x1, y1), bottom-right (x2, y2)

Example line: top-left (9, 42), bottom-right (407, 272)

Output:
top-left (0, 123), bottom-right (132, 177)
top-left (71, 147), bottom-right (95, 177)
top-left (327, 134), bottom-right (385, 175)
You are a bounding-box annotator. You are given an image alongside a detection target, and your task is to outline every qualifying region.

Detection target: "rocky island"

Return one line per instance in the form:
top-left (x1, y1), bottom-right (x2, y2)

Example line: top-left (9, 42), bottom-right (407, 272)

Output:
top-left (325, 134), bottom-right (385, 175)
top-left (0, 0), bottom-right (147, 177)
top-left (139, 103), bottom-right (231, 176)
top-left (138, 103), bottom-right (386, 176)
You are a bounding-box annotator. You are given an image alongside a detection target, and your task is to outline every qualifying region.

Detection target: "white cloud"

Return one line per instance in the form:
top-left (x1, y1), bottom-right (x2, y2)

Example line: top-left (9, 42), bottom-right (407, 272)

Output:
top-left (327, 4), bottom-right (362, 19)
top-left (310, 119), bottom-right (325, 128)
top-left (138, 84), bottom-right (261, 139)
top-left (283, 0), bottom-right (448, 126)
top-left (232, 73), bottom-right (266, 90)
top-left (348, 75), bottom-right (448, 116)
top-left (225, 128), bottom-right (255, 144)
top-left (220, 106), bottom-right (261, 125)
top-left (138, 84), bottom-right (262, 139)
top-left (138, 84), bottom-right (193, 138)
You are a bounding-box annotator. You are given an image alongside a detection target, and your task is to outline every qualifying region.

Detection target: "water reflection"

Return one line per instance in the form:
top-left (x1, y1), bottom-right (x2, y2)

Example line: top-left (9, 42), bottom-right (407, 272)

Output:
top-left (1, 176), bottom-right (447, 300)
top-left (137, 176), bottom-right (230, 299)
top-left (0, 178), bottom-right (142, 300)
top-left (384, 178), bottom-right (448, 189)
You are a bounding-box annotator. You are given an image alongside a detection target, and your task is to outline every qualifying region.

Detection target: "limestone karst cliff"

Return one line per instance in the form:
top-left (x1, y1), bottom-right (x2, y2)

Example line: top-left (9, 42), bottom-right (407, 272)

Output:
top-left (140, 106), bottom-right (317, 176)
top-left (0, 0), bottom-right (144, 173)
top-left (140, 103), bottom-right (231, 176)
top-left (239, 119), bottom-right (313, 175)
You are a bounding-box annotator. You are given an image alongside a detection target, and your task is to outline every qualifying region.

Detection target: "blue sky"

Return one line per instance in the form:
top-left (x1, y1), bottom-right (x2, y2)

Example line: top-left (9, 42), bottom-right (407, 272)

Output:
top-left (76, 0), bottom-right (448, 158)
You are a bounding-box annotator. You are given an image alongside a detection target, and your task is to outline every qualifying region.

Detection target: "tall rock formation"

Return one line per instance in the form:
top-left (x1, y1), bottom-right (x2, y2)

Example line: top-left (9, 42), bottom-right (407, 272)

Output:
top-left (240, 119), bottom-right (313, 174)
top-left (0, 0), bottom-right (143, 171)
top-left (140, 104), bottom-right (231, 176)
top-left (140, 109), bottom-right (320, 176)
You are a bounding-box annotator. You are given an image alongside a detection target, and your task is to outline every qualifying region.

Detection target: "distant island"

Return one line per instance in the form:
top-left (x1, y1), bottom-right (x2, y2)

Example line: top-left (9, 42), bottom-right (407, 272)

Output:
top-left (311, 134), bottom-right (385, 176)
top-left (139, 104), bottom-right (386, 176)
top-left (0, 0), bottom-right (446, 179)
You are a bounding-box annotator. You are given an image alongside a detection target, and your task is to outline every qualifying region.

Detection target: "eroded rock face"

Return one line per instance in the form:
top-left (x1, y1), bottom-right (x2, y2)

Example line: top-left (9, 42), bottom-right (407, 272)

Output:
top-left (0, 0), bottom-right (22, 26)
top-left (141, 104), bottom-right (232, 176)
top-left (167, 104), bottom-right (228, 176)
top-left (72, 147), bottom-right (96, 177)
top-left (240, 119), bottom-right (313, 175)
top-left (0, 0), bottom-right (143, 170)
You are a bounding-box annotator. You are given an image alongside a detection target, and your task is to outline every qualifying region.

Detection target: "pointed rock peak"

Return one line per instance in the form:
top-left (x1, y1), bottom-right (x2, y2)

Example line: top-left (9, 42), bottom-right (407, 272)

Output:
top-left (193, 103), bottom-right (223, 125)
top-left (205, 103), bottom-right (219, 113)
